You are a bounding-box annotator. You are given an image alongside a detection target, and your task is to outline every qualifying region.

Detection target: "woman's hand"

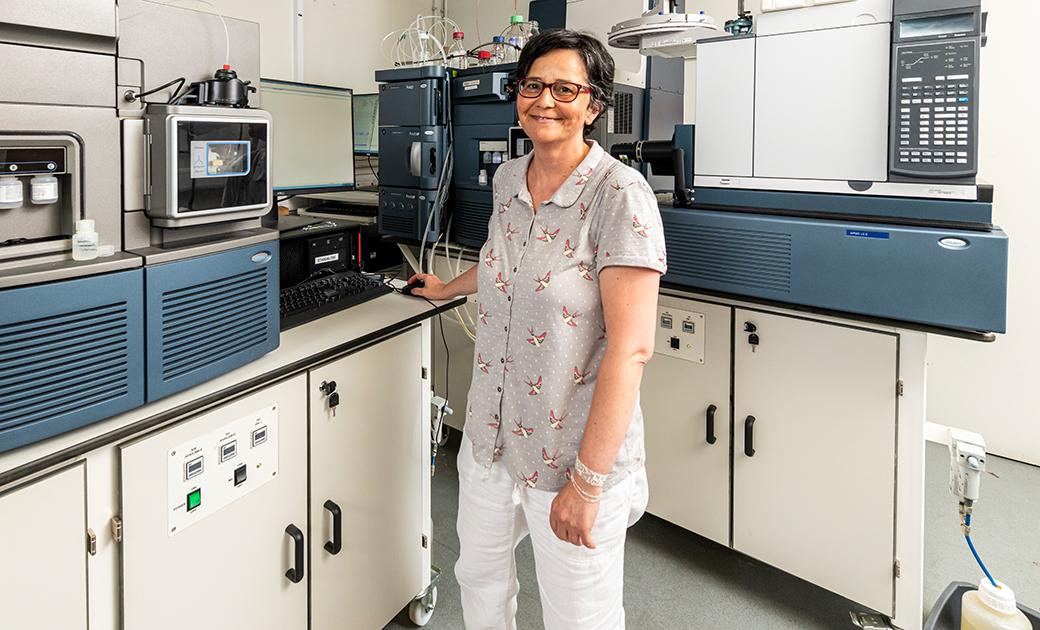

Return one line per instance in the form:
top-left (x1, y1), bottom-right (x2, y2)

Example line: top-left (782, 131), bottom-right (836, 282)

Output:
top-left (406, 273), bottom-right (452, 300)
top-left (549, 478), bottom-right (601, 549)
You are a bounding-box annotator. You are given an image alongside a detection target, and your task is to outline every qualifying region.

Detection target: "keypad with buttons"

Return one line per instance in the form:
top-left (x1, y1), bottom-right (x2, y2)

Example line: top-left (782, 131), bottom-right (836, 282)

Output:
top-left (891, 39), bottom-right (977, 178)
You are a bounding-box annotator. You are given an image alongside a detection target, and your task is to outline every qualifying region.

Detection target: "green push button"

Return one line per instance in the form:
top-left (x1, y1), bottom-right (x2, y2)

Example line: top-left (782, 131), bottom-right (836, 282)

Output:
top-left (187, 488), bottom-right (202, 511)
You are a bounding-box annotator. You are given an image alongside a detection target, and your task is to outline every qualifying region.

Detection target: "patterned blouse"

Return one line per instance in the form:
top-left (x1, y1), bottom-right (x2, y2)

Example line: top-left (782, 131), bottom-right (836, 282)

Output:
top-left (463, 140), bottom-right (667, 492)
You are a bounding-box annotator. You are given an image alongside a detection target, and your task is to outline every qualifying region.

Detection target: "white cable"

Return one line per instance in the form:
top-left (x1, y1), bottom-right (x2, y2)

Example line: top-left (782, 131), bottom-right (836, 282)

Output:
top-left (162, 0), bottom-right (230, 67)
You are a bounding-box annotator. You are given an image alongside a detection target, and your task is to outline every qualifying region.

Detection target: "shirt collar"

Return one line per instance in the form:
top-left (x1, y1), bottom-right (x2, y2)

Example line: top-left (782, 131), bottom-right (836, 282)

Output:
top-left (514, 140), bottom-right (606, 210)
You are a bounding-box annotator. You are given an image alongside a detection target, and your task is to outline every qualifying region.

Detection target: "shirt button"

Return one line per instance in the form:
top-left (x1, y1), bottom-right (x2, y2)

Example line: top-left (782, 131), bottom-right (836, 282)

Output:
top-left (513, 267), bottom-right (517, 272)
top-left (500, 358), bottom-right (505, 363)
top-left (497, 387), bottom-right (502, 392)
top-left (507, 296), bottom-right (512, 302)
top-left (522, 241), bottom-right (527, 247)
top-left (504, 326), bottom-right (508, 332)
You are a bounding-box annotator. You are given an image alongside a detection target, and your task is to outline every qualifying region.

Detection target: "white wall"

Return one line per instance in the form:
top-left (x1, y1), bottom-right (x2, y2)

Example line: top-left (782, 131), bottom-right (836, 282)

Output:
top-left (202, 0), bottom-right (433, 90)
top-left (926, 3), bottom-right (1040, 466)
top-left (681, 1), bottom-right (1040, 465)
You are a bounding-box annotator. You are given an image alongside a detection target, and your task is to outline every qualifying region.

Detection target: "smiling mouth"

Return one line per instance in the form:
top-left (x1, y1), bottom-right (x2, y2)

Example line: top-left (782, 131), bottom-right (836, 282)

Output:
top-left (530, 115), bottom-right (559, 122)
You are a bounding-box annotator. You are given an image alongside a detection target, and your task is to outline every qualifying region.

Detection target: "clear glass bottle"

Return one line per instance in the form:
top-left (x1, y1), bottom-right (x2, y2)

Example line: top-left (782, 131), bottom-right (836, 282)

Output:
top-left (506, 37), bottom-right (520, 63)
top-left (491, 35), bottom-right (505, 65)
top-left (447, 31), bottom-right (468, 70)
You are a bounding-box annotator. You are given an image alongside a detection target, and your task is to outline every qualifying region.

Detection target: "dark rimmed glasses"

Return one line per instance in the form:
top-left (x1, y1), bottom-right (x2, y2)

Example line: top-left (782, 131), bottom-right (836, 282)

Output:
top-left (514, 78), bottom-right (592, 103)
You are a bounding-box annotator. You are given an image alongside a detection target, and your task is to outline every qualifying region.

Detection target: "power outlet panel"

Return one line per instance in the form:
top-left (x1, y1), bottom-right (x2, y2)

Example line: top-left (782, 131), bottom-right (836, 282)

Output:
top-left (654, 306), bottom-right (705, 364)
top-left (167, 405), bottom-right (279, 536)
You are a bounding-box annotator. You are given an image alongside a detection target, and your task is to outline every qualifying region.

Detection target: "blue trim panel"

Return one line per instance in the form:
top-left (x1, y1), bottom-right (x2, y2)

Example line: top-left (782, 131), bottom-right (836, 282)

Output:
top-left (0, 269), bottom-right (145, 453)
top-left (145, 244), bottom-right (280, 402)
top-left (660, 207), bottom-right (1008, 333)
top-left (692, 187), bottom-right (993, 226)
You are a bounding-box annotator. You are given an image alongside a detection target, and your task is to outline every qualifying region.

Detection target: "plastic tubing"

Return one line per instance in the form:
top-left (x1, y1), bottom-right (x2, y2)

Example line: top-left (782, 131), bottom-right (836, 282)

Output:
top-left (964, 513), bottom-right (999, 588)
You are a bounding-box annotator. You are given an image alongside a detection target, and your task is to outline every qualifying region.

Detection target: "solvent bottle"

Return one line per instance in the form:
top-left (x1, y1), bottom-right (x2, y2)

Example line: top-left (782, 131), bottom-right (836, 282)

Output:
top-left (72, 219), bottom-right (99, 261)
top-left (961, 579), bottom-right (1031, 630)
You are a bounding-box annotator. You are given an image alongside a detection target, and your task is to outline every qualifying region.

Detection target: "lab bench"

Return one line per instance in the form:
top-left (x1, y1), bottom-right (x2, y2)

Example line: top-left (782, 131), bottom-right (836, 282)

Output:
top-left (0, 289), bottom-right (464, 630)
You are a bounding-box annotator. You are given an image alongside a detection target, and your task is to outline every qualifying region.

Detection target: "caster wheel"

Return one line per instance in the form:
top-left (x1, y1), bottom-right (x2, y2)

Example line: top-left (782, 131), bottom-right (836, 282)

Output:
top-left (408, 586), bottom-right (437, 626)
top-left (436, 425), bottom-right (451, 447)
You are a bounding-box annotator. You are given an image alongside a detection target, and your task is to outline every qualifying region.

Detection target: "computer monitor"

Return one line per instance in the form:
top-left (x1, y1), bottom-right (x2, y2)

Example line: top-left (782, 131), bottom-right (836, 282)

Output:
top-left (353, 93), bottom-right (379, 155)
top-left (260, 79), bottom-right (355, 194)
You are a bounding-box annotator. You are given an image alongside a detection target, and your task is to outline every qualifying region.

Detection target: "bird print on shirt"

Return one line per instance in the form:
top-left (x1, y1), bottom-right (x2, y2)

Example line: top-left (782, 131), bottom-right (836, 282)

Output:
top-left (561, 306), bottom-right (581, 327)
top-left (487, 416), bottom-right (500, 430)
top-left (526, 328), bottom-right (547, 347)
top-left (562, 239), bottom-right (575, 258)
top-left (512, 418), bottom-right (534, 438)
top-left (476, 354), bottom-right (492, 374)
top-left (537, 225), bottom-right (560, 243)
top-left (495, 272), bottom-right (511, 294)
top-left (572, 367), bottom-right (591, 385)
top-left (505, 222), bottom-right (519, 241)
top-left (484, 248), bottom-right (501, 268)
top-left (534, 271), bottom-right (551, 292)
top-left (574, 167), bottom-right (593, 186)
top-left (478, 303), bottom-right (489, 325)
top-left (503, 356), bottom-right (514, 374)
top-left (578, 202), bottom-right (588, 221)
top-left (498, 197), bottom-right (512, 215)
top-left (542, 447), bottom-right (561, 469)
top-left (524, 375), bottom-right (543, 395)
top-left (577, 262), bottom-right (594, 282)
top-left (548, 410), bottom-right (566, 430)
top-left (632, 214), bottom-right (650, 238)
top-left (519, 470), bottom-right (539, 488)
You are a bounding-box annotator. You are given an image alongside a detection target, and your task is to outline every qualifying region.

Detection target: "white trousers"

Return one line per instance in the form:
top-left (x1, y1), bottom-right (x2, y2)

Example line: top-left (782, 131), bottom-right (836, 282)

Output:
top-left (455, 434), bottom-right (649, 630)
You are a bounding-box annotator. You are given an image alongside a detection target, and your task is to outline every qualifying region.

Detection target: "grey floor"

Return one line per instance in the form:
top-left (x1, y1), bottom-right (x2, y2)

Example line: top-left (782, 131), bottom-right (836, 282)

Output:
top-left (387, 436), bottom-right (1040, 629)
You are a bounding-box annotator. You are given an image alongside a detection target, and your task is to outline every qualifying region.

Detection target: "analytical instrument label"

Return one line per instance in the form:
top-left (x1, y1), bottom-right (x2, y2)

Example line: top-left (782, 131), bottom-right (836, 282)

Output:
top-left (846, 230), bottom-right (890, 240)
top-left (314, 253), bottom-right (340, 264)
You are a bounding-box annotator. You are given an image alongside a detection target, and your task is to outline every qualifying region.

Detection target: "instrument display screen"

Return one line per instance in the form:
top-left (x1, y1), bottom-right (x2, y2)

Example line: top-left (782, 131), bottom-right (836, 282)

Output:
top-left (899, 13), bottom-right (974, 39)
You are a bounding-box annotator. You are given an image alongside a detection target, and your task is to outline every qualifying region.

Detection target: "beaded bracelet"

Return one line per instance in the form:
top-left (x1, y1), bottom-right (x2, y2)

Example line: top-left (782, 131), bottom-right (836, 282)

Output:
top-left (575, 455), bottom-right (609, 488)
top-left (570, 476), bottom-right (601, 504)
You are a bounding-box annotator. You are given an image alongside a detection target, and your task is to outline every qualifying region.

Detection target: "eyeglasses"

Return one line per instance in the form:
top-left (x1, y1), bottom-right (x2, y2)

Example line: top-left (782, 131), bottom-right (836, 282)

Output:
top-left (514, 78), bottom-right (592, 103)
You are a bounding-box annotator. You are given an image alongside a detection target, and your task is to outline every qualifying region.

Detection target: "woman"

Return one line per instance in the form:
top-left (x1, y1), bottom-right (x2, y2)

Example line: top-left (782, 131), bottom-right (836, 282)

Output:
top-left (409, 29), bottom-right (666, 629)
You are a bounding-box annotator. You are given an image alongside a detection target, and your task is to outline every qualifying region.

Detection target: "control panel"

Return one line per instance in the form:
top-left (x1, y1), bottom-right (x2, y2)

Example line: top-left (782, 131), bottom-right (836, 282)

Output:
top-left (653, 305), bottom-right (705, 364)
top-left (890, 9), bottom-right (982, 180)
top-left (166, 405), bottom-right (279, 536)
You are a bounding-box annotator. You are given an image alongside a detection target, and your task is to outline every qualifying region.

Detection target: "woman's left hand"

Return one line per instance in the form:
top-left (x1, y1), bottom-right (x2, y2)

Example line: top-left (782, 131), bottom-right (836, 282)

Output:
top-left (549, 481), bottom-right (601, 549)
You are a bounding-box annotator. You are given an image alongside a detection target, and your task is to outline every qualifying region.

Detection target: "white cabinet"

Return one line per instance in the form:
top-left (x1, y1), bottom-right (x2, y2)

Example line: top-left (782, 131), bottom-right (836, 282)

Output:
top-left (119, 375), bottom-right (309, 630)
top-left (0, 464), bottom-right (89, 630)
top-left (642, 297), bottom-right (732, 546)
top-left (733, 309), bottom-right (898, 615)
top-left (309, 327), bottom-right (428, 630)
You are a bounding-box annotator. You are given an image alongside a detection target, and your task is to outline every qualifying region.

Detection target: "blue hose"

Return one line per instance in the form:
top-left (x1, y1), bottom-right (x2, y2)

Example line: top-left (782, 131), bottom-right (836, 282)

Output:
top-left (965, 513), bottom-right (998, 588)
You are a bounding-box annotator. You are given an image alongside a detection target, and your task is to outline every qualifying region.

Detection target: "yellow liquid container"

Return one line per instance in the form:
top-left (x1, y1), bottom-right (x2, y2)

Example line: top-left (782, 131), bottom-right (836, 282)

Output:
top-left (961, 579), bottom-right (1031, 630)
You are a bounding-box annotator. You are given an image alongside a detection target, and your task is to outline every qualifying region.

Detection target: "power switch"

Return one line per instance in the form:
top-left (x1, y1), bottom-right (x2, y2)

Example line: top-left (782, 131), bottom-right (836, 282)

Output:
top-left (186, 489), bottom-right (202, 512)
top-left (234, 464), bottom-right (247, 487)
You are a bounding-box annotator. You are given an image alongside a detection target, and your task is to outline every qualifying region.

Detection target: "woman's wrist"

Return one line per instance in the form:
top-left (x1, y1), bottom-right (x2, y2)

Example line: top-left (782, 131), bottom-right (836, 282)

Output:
top-left (571, 473), bottom-right (602, 497)
top-left (575, 454), bottom-right (610, 488)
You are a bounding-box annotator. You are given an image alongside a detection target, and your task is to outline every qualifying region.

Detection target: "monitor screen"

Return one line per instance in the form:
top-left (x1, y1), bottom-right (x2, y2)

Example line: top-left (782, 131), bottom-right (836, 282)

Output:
top-left (260, 79), bottom-right (355, 193)
top-left (353, 93), bottom-right (379, 155)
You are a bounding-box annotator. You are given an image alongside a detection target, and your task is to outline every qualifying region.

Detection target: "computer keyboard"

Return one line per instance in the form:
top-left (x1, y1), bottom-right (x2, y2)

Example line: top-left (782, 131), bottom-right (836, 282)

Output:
top-left (279, 270), bottom-right (394, 330)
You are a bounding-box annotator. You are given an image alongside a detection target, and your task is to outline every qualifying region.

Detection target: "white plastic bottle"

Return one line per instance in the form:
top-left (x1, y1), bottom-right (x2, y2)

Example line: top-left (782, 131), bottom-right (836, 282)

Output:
top-left (447, 31), bottom-right (468, 69)
top-left (30, 174), bottom-right (59, 204)
top-left (506, 37), bottom-right (520, 63)
top-left (0, 175), bottom-right (23, 209)
top-left (961, 580), bottom-right (1031, 630)
top-left (72, 219), bottom-right (99, 261)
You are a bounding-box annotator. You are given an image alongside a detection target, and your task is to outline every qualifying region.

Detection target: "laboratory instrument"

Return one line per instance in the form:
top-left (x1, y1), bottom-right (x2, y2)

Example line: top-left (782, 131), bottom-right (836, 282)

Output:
top-left (376, 65), bottom-right (451, 244)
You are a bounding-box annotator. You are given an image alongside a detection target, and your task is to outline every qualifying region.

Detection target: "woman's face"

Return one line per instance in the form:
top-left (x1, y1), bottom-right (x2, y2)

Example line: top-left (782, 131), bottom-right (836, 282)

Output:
top-left (517, 48), bottom-right (602, 148)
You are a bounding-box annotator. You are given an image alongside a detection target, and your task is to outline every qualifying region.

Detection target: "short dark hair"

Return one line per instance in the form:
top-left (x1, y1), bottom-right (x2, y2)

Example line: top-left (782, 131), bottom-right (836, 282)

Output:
top-left (512, 29), bottom-right (615, 135)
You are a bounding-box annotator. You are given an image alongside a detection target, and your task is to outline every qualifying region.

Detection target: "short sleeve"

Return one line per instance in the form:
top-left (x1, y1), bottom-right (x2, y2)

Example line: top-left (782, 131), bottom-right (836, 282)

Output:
top-left (590, 168), bottom-right (667, 276)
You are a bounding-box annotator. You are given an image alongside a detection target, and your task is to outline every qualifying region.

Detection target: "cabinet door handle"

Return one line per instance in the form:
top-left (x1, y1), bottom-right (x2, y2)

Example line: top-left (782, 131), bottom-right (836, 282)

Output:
top-left (323, 500), bottom-right (343, 555)
top-left (705, 404), bottom-right (718, 445)
top-left (744, 415), bottom-right (756, 457)
top-left (285, 524), bottom-right (305, 584)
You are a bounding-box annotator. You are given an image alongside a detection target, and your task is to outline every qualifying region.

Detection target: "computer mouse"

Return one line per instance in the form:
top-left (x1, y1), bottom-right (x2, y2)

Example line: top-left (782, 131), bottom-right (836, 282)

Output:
top-left (401, 279), bottom-right (425, 296)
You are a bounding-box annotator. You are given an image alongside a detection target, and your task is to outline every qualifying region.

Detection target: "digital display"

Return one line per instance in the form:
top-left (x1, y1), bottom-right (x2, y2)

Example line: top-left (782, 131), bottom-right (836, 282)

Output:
top-left (190, 141), bottom-right (250, 179)
top-left (899, 13), bottom-right (974, 39)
